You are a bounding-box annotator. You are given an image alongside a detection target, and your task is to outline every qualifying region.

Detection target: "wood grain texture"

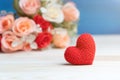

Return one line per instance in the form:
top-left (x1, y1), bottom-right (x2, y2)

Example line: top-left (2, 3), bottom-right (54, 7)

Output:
top-left (0, 35), bottom-right (120, 80)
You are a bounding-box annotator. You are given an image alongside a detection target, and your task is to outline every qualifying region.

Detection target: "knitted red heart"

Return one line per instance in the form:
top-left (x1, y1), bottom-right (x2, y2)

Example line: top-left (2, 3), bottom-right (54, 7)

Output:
top-left (64, 33), bottom-right (96, 65)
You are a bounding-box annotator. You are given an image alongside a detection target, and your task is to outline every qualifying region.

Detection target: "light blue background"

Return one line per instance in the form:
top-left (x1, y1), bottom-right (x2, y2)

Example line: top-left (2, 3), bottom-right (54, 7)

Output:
top-left (1, 0), bottom-right (120, 34)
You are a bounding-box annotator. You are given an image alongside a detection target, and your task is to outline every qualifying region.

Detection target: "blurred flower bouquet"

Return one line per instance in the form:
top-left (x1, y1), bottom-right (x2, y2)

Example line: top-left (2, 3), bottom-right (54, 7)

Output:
top-left (0, 0), bottom-right (80, 53)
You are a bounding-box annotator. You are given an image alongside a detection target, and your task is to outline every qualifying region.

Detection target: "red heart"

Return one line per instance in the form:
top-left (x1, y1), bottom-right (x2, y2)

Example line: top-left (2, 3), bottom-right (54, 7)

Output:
top-left (64, 33), bottom-right (96, 65)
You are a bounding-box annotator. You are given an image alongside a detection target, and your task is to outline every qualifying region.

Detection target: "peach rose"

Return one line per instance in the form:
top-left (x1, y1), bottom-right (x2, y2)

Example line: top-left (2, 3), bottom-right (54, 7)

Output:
top-left (12, 17), bottom-right (36, 37)
top-left (52, 28), bottom-right (70, 48)
top-left (1, 31), bottom-right (23, 53)
top-left (0, 15), bottom-right (14, 34)
top-left (19, 0), bottom-right (41, 15)
top-left (62, 2), bottom-right (80, 22)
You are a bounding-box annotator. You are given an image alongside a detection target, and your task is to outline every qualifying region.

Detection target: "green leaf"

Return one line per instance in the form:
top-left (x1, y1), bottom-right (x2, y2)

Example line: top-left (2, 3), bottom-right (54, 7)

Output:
top-left (13, 0), bottom-right (25, 16)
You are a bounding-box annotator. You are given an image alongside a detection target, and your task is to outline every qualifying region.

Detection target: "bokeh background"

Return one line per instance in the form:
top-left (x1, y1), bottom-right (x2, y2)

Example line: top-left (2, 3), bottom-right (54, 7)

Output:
top-left (0, 0), bottom-right (120, 34)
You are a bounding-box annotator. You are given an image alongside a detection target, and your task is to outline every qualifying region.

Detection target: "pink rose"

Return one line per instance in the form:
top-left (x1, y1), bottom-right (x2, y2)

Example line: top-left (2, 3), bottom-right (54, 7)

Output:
top-left (12, 17), bottom-right (36, 37)
top-left (1, 31), bottom-right (23, 53)
top-left (62, 2), bottom-right (80, 22)
top-left (0, 15), bottom-right (14, 34)
top-left (19, 0), bottom-right (41, 15)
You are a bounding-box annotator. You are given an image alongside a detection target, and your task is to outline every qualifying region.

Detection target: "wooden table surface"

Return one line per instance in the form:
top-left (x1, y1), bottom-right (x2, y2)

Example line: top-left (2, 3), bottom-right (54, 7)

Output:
top-left (0, 35), bottom-right (120, 80)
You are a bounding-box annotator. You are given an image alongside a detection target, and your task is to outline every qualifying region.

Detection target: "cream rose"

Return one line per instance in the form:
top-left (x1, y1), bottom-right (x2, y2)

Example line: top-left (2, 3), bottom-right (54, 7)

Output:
top-left (41, 3), bottom-right (64, 23)
top-left (0, 14), bottom-right (14, 34)
top-left (12, 17), bottom-right (36, 37)
top-left (21, 34), bottom-right (38, 51)
top-left (1, 31), bottom-right (23, 53)
top-left (19, 0), bottom-right (41, 15)
top-left (62, 2), bottom-right (80, 22)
